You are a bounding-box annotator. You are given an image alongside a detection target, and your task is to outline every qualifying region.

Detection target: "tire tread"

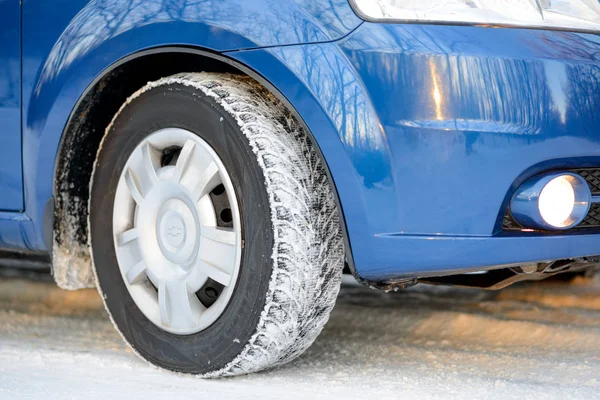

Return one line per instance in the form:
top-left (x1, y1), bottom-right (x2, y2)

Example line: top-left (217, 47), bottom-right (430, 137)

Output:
top-left (128, 72), bottom-right (345, 377)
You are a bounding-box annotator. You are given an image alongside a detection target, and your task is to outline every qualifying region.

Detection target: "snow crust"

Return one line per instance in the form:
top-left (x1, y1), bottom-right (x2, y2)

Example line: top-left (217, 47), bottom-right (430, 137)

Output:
top-left (52, 194), bottom-right (95, 290)
top-left (2, 275), bottom-right (600, 398)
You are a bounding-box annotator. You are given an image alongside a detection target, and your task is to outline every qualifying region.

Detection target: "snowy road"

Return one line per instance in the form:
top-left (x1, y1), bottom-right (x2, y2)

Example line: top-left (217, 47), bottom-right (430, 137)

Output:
top-left (2, 273), bottom-right (600, 399)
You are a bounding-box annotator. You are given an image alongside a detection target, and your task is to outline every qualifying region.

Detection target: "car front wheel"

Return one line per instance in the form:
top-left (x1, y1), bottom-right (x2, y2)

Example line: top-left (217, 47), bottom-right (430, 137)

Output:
top-left (89, 72), bottom-right (344, 376)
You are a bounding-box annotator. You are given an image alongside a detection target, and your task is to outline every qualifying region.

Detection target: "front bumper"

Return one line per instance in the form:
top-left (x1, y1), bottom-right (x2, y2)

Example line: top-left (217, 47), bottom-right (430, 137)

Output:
top-left (230, 22), bottom-right (600, 282)
top-left (337, 23), bottom-right (600, 280)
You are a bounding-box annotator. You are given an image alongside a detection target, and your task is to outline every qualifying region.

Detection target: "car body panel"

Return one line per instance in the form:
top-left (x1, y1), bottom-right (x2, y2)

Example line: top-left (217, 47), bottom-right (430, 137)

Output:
top-left (0, 0), bottom-right (24, 211)
top-left (12, 0), bottom-right (360, 251)
top-left (1, 1), bottom-right (600, 283)
top-left (228, 43), bottom-right (393, 273)
top-left (230, 23), bottom-right (600, 280)
top-left (336, 23), bottom-right (600, 279)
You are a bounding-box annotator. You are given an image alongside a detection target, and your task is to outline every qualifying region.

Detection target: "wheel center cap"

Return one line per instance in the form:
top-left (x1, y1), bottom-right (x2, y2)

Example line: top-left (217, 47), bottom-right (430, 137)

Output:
top-left (153, 196), bottom-right (199, 267)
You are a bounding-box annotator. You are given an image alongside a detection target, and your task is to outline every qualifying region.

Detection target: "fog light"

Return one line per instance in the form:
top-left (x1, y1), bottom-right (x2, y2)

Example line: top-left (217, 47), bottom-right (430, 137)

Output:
top-left (538, 176), bottom-right (575, 227)
top-left (510, 172), bottom-right (591, 230)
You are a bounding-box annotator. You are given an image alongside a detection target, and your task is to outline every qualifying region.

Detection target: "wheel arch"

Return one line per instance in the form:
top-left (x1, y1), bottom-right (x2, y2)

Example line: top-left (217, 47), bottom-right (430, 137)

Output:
top-left (50, 46), bottom-right (356, 289)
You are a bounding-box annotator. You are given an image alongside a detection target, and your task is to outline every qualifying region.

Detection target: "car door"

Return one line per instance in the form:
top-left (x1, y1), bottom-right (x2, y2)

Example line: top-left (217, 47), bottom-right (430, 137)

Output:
top-left (0, 0), bottom-right (23, 211)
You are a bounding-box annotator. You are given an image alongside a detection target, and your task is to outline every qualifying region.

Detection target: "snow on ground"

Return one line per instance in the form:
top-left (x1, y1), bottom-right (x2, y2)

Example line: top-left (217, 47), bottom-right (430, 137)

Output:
top-left (1, 272), bottom-right (600, 399)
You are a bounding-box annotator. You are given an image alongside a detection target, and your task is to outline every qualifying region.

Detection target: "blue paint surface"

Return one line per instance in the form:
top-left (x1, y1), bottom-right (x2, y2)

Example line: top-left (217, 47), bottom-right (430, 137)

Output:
top-left (231, 24), bottom-right (600, 280)
top-left (1, 1), bottom-right (600, 282)
top-left (15, 0), bottom-right (360, 250)
top-left (0, 0), bottom-right (23, 211)
top-left (337, 24), bottom-right (600, 279)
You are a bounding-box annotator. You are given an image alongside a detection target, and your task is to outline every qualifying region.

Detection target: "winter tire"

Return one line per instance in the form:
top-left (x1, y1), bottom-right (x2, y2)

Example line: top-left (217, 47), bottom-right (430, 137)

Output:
top-left (89, 72), bottom-right (345, 376)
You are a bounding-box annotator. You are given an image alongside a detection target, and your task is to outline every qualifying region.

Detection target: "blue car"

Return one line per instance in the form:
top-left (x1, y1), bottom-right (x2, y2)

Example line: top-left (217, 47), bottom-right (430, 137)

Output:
top-left (1, 0), bottom-right (599, 376)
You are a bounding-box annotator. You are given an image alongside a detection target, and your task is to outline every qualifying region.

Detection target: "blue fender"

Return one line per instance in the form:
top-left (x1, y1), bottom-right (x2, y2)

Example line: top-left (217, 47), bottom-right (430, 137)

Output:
top-left (229, 43), bottom-right (395, 272)
top-left (20, 0), bottom-right (361, 249)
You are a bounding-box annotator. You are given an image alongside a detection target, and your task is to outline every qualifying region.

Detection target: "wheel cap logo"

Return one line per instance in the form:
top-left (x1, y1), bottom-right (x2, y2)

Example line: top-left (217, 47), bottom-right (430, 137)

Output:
top-left (163, 214), bottom-right (186, 248)
top-left (167, 225), bottom-right (183, 237)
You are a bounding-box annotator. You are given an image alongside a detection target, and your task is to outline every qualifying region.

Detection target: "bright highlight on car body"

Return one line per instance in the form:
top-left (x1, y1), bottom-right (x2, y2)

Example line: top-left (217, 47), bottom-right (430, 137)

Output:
top-left (351, 0), bottom-right (600, 32)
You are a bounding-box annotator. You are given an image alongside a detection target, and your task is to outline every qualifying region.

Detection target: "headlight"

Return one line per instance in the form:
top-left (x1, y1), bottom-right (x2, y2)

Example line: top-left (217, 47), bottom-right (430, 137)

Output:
top-left (350, 0), bottom-right (600, 32)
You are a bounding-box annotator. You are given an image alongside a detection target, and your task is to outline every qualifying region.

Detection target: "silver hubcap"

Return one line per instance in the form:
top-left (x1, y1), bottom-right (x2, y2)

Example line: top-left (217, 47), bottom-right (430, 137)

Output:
top-left (112, 128), bottom-right (242, 334)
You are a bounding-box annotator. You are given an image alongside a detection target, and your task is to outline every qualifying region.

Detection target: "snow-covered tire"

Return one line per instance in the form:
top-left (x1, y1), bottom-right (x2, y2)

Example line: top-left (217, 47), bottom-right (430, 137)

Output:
top-left (89, 72), bottom-right (345, 376)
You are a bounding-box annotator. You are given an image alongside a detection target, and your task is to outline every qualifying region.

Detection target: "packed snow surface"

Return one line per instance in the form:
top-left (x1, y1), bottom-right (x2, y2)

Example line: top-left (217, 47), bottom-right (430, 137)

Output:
top-left (2, 274), bottom-right (600, 399)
